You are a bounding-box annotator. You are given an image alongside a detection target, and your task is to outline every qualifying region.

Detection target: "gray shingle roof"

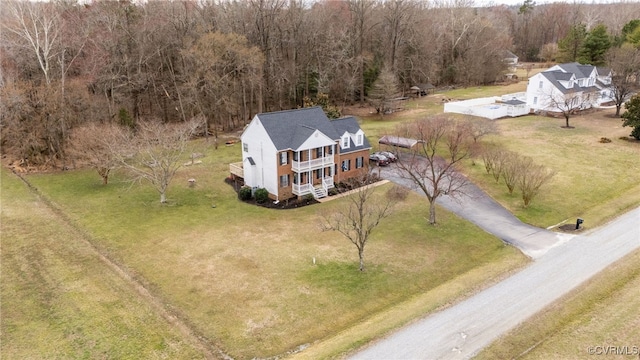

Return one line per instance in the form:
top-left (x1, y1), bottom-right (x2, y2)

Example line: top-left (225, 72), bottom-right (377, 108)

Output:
top-left (504, 99), bottom-right (526, 105)
top-left (557, 62), bottom-right (595, 79)
top-left (257, 107), bottom-right (340, 150)
top-left (332, 116), bottom-right (371, 153)
top-left (256, 107), bottom-right (370, 152)
top-left (541, 70), bottom-right (597, 95)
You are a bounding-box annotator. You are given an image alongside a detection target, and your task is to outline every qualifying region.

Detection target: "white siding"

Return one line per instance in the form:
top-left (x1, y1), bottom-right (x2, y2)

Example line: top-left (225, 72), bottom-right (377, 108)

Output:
top-left (240, 116), bottom-right (278, 196)
top-left (526, 73), bottom-right (557, 112)
top-left (295, 129), bottom-right (335, 151)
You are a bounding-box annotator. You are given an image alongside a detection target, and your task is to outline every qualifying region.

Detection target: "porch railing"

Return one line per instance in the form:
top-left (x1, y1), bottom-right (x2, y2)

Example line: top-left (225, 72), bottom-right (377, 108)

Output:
top-left (229, 162), bottom-right (244, 178)
top-left (292, 183), bottom-right (313, 196)
top-left (292, 155), bottom-right (334, 172)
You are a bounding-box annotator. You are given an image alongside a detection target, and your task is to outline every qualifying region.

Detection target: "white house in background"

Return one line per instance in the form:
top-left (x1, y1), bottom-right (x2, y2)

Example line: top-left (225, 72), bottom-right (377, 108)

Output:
top-left (229, 107), bottom-right (371, 201)
top-left (504, 50), bottom-right (519, 70)
top-left (525, 62), bottom-right (612, 113)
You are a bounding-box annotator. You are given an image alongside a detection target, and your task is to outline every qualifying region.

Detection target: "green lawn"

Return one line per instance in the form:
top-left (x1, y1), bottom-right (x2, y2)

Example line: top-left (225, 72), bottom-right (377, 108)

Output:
top-left (15, 139), bottom-right (525, 359)
top-left (0, 167), bottom-right (205, 359)
top-left (353, 90), bottom-right (640, 229)
top-left (463, 114), bottom-right (640, 228)
top-left (5, 79), bottom-right (639, 359)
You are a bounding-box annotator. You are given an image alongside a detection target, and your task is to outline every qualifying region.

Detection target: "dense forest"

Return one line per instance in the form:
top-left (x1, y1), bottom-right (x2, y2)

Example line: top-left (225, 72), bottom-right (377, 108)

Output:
top-left (1, 0), bottom-right (639, 167)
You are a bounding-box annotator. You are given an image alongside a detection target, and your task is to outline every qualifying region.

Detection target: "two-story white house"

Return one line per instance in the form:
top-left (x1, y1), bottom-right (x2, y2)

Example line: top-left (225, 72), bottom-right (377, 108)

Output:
top-left (229, 107), bottom-right (371, 201)
top-left (526, 62), bottom-right (612, 113)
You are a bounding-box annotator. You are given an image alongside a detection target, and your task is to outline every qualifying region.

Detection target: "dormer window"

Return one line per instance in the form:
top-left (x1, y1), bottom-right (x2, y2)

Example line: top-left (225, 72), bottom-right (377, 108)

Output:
top-left (341, 135), bottom-right (350, 149)
top-left (356, 133), bottom-right (363, 146)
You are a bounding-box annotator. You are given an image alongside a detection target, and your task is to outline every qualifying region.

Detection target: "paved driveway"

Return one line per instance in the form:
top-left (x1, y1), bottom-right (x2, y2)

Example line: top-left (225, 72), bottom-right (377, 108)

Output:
top-left (375, 163), bottom-right (574, 259)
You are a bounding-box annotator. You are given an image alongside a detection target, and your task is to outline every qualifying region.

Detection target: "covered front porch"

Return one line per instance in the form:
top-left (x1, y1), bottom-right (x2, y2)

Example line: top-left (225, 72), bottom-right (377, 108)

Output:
top-left (292, 167), bottom-right (334, 199)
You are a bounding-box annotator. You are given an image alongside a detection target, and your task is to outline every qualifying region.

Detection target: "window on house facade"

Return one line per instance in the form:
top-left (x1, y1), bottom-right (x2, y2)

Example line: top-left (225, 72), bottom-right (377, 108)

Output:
top-left (316, 169), bottom-right (322, 179)
top-left (341, 135), bottom-right (350, 149)
top-left (341, 159), bottom-right (350, 172)
top-left (327, 145), bottom-right (333, 155)
top-left (539, 81), bottom-right (543, 89)
top-left (279, 174), bottom-right (289, 187)
top-left (280, 151), bottom-right (288, 165)
top-left (293, 151), bottom-right (299, 161)
top-left (356, 133), bottom-right (363, 146)
top-left (243, 143), bottom-right (248, 152)
top-left (356, 156), bottom-right (363, 169)
top-left (533, 97), bottom-right (538, 105)
top-left (316, 147), bottom-right (323, 158)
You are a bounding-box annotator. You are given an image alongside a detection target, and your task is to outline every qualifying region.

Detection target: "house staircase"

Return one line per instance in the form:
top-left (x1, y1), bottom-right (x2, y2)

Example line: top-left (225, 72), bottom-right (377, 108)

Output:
top-left (313, 186), bottom-right (327, 199)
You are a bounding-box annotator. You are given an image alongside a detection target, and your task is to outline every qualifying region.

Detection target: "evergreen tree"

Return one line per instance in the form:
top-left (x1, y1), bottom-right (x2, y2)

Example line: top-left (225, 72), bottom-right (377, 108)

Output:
top-left (557, 24), bottom-right (587, 63)
top-left (578, 24), bottom-right (611, 66)
top-left (619, 19), bottom-right (640, 46)
top-left (628, 26), bottom-right (640, 47)
top-left (621, 94), bottom-right (640, 139)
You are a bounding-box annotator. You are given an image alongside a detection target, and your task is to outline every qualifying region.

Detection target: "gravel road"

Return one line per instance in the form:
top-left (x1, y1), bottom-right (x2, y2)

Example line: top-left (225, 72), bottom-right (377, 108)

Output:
top-left (349, 206), bottom-right (640, 359)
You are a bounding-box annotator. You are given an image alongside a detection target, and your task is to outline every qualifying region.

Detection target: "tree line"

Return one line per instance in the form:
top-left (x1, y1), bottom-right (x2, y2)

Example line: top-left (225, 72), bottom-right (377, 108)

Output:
top-left (1, 0), bottom-right (639, 167)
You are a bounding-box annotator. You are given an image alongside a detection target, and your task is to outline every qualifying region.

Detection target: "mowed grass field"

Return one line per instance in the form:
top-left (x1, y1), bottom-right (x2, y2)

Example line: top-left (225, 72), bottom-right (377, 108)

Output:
top-left (355, 81), bottom-right (640, 228)
top-left (6, 139), bottom-right (527, 359)
top-left (4, 77), bottom-right (639, 358)
top-left (464, 113), bottom-right (640, 228)
top-left (476, 248), bottom-right (640, 360)
top-left (0, 167), bottom-right (205, 359)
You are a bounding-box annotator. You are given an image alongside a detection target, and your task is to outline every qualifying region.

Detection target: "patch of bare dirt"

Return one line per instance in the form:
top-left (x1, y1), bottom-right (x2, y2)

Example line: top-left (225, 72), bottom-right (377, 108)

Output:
top-left (557, 223), bottom-right (585, 233)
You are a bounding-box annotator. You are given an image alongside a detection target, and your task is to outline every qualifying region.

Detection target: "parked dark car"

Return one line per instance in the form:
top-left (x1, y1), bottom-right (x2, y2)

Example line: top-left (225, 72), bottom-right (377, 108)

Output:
top-left (378, 151), bottom-right (397, 162)
top-left (369, 153), bottom-right (390, 166)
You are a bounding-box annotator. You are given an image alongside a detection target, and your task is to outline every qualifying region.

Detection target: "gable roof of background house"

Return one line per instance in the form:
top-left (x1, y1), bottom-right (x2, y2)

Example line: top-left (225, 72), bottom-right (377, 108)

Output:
top-left (556, 62), bottom-right (596, 78)
top-left (504, 50), bottom-right (518, 60)
top-left (540, 70), bottom-right (598, 95)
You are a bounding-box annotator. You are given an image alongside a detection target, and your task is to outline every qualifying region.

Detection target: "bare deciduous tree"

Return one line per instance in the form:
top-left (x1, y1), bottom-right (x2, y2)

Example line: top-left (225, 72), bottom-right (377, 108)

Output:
top-left (516, 156), bottom-right (556, 207)
top-left (546, 90), bottom-right (594, 128)
top-left (607, 44), bottom-right (640, 117)
top-left (463, 117), bottom-right (498, 143)
top-left (483, 145), bottom-right (555, 206)
top-left (2, 0), bottom-right (60, 87)
top-left (395, 115), bottom-right (471, 225)
top-left (481, 146), bottom-right (506, 183)
top-left (110, 118), bottom-right (203, 204)
top-left (500, 150), bottom-right (521, 195)
top-left (319, 172), bottom-right (394, 271)
top-left (66, 122), bottom-right (122, 185)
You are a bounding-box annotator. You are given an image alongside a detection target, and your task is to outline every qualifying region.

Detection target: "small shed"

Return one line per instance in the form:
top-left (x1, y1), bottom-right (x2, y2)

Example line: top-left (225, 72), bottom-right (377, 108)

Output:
top-left (411, 83), bottom-right (435, 97)
top-left (379, 135), bottom-right (421, 149)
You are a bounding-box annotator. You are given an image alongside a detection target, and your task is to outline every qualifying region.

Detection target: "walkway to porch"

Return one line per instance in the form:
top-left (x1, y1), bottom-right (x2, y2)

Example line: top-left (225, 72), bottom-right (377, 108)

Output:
top-left (314, 180), bottom-right (389, 203)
